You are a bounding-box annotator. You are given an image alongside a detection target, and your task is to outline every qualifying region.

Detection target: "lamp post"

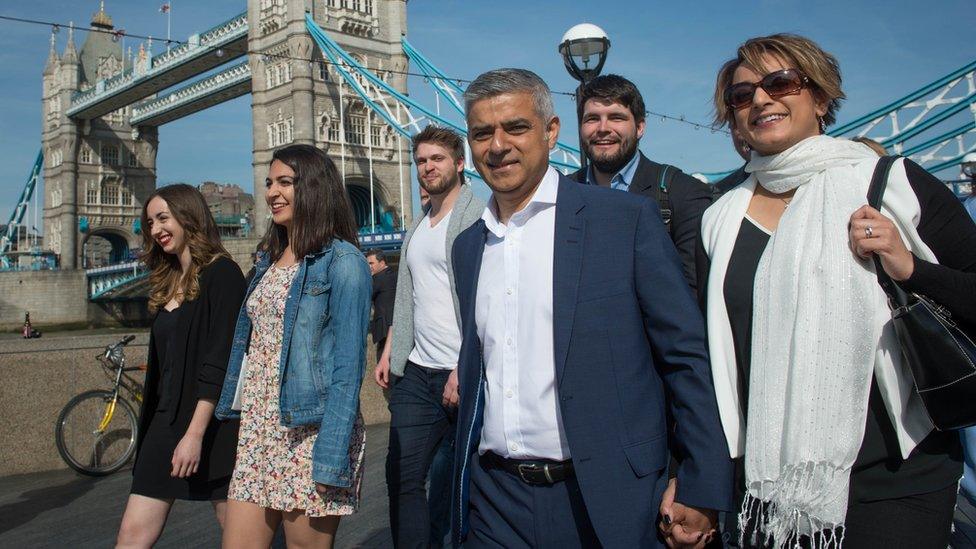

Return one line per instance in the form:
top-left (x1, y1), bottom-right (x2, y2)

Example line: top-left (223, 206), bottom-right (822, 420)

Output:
top-left (559, 23), bottom-right (610, 177)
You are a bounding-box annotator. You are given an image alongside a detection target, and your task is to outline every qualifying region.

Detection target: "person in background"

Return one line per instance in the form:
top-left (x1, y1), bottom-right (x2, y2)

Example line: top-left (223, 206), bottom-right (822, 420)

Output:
top-left (696, 33), bottom-right (975, 547)
top-left (713, 126), bottom-right (752, 196)
top-left (573, 74), bottom-right (713, 288)
top-left (216, 144), bottom-right (372, 549)
top-left (374, 125), bottom-right (485, 548)
top-left (419, 185), bottom-right (431, 210)
top-left (117, 184), bottom-right (244, 549)
top-left (852, 136), bottom-right (888, 156)
top-left (366, 249), bottom-right (397, 360)
top-left (961, 152), bottom-right (976, 508)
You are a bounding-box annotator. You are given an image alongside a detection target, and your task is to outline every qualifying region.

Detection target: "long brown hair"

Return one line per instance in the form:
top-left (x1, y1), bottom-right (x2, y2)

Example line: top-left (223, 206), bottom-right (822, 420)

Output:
top-left (260, 144), bottom-right (359, 261)
top-left (140, 184), bottom-right (229, 312)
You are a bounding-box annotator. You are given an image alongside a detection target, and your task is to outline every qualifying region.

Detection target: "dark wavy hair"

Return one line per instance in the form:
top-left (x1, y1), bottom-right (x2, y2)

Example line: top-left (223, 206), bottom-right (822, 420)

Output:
top-left (577, 74), bottom-right (647, 124)
top-left (140, 184), bottom-right (229, 312)
top-left (260, 144), bottom-right (359, 261)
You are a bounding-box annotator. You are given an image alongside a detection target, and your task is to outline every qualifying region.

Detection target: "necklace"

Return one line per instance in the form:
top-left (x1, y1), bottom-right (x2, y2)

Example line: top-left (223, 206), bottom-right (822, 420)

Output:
top-left (779, 196), bottom-right (792, 208)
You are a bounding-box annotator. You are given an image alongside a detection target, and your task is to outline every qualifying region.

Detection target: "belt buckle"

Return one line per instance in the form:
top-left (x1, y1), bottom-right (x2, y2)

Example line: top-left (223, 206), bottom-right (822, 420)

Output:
top-left (516, 463), bottom-right (554, 485)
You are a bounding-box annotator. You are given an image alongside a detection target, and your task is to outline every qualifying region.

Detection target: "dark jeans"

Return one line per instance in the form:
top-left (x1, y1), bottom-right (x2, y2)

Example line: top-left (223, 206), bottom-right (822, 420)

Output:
top-left (386, 362), bottom-right (456, 549)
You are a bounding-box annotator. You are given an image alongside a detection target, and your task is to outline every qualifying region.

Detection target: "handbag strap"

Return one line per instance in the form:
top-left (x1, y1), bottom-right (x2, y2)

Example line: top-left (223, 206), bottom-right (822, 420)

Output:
top-left (866, 156), bottom-right (911, 308)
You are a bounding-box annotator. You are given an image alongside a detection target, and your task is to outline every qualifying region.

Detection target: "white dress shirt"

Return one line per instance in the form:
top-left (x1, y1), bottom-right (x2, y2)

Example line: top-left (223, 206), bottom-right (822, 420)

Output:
top-left (476, 167), bottom-right (571, 460)
top-left (407, 210), bottom-right (461, 370)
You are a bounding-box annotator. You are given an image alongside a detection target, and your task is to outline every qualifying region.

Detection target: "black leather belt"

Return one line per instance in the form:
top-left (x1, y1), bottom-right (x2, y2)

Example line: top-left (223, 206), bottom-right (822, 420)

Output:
top-left (482, 452), bottom-right (574, 485)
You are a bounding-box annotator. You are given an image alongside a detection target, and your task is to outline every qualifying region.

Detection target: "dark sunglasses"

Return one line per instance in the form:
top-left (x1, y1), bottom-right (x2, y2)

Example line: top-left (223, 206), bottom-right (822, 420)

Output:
top-left (724, 69), bottom-right (811, 110)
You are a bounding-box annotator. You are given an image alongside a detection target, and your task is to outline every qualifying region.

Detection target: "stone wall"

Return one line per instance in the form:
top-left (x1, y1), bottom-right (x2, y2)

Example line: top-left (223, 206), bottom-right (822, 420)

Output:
top-left (0, 270), bottom-right (90, 330)
top-left (0, 331), bottom-right (389, 477)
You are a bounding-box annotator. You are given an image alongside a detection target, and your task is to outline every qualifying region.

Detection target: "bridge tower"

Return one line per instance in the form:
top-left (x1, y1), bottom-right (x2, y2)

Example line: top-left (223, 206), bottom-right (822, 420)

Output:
top-left (41, 3), bottom-right (158, 269)
top-left (248, 0), bottom-right (411, 236)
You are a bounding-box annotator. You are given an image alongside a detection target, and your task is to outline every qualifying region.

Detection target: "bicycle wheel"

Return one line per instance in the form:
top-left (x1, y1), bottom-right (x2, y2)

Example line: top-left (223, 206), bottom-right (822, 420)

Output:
top-left (55, 390), bottom-right (138, 476)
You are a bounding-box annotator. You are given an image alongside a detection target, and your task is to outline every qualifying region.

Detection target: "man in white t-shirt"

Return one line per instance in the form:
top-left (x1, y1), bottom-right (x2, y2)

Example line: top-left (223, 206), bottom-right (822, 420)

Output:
top-left (374, 125), bottom-right (486, 548)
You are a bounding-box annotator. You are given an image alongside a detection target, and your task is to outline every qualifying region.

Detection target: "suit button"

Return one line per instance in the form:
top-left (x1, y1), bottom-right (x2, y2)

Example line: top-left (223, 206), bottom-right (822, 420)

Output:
top-left (561, 395), bottom-right (573, 401)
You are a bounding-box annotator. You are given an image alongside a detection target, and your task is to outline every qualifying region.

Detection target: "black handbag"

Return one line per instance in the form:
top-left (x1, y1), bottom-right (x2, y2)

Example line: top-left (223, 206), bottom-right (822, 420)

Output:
top-left (867, 155), bottom-right (976, 431)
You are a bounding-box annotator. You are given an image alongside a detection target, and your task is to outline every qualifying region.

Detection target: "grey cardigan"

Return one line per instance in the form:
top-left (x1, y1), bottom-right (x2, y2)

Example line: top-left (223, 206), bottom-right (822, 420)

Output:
top-left (389, 183), bottom-right (486, 377)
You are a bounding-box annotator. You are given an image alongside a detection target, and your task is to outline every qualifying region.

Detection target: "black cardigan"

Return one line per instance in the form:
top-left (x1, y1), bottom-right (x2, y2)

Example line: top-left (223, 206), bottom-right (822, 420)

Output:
top-left (135, 256), bottom-right (246, 481)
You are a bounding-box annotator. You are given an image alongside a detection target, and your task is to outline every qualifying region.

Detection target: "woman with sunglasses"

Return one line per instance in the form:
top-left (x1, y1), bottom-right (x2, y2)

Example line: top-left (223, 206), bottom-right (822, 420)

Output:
top-left (688, 34), bottom-right (976, 547)
top-left (216, 144), bottom-right (371, 549)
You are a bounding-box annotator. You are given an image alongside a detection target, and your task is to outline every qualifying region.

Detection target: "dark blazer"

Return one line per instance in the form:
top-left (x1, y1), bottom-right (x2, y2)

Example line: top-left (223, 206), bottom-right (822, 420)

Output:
top-left (713, 164), bottom-right (749, 196)
top-left (134, 256), bottom-right (246, 481)
top-left (573, 152), bottom-right (713, 290)
top-left (450, 176), bottom-right (733, 548)
top-left (369, 266), bottom-right (397, 343)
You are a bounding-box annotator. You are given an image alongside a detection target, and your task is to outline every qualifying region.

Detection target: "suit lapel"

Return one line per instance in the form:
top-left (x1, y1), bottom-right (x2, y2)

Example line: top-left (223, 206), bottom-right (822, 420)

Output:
top-left (628, 153), bottom-right (657, 195)
top-left (553, 176), bottom-right (586, 386)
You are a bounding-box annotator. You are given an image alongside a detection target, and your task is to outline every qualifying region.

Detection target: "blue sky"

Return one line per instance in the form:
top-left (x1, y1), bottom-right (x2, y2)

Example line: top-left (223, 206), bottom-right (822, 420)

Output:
top-left (0, 0), bottom-right (973, 217)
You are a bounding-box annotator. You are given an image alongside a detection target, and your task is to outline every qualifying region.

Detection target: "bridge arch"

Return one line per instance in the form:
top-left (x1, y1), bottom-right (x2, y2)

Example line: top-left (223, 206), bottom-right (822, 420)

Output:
top-left (345, 179), bottom-right (396, 233)
top-left (82, 227), bottom-right (136, 268)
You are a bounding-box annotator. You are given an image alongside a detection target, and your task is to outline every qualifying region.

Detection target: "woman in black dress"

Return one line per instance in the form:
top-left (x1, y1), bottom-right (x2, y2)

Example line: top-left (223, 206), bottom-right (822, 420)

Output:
top-left (116, 184), bottom-right (245, 548)
top-left (686, 34), bottom-right (975, 548)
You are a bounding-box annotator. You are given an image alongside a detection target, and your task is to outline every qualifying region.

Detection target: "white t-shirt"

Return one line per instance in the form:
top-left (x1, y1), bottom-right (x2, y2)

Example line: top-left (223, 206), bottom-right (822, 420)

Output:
top-left (406, 210), bottom-right (461, 370)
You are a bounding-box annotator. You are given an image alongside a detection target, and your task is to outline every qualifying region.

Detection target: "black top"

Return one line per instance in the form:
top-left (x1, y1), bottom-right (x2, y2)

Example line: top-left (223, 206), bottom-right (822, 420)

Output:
top-left (370, 266), bottom-right (397, 342)
top-left (710, 159), bottom-right (974, 502)
top-left (151, 307), bottom-right (180, 412)
top-left (134, 256), bottom-right (247, 482)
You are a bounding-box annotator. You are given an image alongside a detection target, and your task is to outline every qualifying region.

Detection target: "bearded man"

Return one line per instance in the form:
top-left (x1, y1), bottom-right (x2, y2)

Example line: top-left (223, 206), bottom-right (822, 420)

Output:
top-left (573, 74), bottom-right (712, 289)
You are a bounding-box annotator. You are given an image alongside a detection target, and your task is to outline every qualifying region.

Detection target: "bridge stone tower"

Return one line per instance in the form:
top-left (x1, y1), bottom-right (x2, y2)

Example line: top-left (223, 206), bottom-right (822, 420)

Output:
top-left (249, 0), bottom-right (411, 236)
top-left (41, 3), bottom-right (158, 269)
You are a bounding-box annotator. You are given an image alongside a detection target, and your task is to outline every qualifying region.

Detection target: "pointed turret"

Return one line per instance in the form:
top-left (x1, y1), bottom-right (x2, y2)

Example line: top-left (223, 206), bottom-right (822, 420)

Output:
top-left (62, 22), bottom-right (78, 64)
top-left (43, 30), bottom-right (59, 75)
top-left (91, 1), bottom-right (113, 30)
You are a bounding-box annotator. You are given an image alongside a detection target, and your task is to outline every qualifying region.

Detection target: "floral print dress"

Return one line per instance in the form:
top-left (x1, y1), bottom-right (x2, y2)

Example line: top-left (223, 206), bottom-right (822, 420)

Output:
top-left (228, 263), bottom-right (366, 516)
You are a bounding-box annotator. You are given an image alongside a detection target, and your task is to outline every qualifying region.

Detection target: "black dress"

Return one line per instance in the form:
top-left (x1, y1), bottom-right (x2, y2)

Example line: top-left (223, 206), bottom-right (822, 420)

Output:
top-left (710, 160), bottom-right (976, 547)
top-left (131, 257), bottom-right (246, 501)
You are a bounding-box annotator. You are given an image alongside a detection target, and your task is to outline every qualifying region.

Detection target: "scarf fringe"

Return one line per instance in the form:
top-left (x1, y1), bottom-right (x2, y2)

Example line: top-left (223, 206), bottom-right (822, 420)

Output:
top-left (738, 461), bottom-right (848, 549)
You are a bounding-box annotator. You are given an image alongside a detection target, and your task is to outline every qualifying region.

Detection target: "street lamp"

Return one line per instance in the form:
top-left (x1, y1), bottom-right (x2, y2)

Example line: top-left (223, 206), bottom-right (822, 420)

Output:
top-left (559, 23), bottom-right (610, 176)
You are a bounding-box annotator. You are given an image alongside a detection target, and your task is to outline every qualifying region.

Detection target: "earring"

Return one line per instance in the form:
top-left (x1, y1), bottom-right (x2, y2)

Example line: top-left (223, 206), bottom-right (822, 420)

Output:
top-left (818, 115), bottom-right (827, 134)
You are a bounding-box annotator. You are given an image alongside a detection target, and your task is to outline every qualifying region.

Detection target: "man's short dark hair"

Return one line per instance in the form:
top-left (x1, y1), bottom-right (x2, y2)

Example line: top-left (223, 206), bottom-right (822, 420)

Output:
top-left (577, 74), bottom-right (646, 124)
top-left (365, 248), bottom-right (386, 263)
top-left (411, 125), bottom-right (466, 183)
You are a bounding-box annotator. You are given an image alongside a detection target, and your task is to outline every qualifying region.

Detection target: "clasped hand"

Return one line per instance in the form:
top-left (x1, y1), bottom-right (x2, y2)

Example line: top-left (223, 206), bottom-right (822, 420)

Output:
top-left (658, 478), bottom-right (718, 548)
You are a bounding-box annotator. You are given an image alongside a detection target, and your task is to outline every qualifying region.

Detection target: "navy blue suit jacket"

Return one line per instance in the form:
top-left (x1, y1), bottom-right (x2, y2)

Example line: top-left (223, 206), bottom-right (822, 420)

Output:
top-left (450, 175), bottom-right (733, 548)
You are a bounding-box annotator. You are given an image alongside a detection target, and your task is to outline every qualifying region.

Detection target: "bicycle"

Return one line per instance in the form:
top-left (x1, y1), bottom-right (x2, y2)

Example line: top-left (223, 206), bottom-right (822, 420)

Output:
top-left (55, 335), bottom-right (145, 476)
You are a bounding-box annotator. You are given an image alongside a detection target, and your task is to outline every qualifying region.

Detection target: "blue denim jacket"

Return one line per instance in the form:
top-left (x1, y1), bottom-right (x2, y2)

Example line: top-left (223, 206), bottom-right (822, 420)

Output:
top-left (216, 239), bottom-right (371, 487)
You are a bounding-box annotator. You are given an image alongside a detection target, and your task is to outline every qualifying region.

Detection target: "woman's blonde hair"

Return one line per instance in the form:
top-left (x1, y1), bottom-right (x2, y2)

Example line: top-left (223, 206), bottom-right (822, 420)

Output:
top-left (140, 184), bottom-right (229, 312)
top-left (713, 33), bottom-right (845, 129)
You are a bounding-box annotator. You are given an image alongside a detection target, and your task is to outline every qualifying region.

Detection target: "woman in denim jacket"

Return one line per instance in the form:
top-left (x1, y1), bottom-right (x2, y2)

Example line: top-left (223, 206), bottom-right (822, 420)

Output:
top-left (216, 144), bottom-right (372, 548)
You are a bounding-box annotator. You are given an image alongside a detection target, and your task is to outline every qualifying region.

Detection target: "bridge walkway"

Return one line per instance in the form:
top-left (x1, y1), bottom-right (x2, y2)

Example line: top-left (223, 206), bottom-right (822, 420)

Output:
top-left (0, 424), bottom-right (393, 548)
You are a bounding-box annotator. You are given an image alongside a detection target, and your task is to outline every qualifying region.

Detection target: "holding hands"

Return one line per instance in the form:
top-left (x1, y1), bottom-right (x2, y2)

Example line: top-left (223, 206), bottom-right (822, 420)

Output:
top-left (659, 478), bottom-right (718, 548)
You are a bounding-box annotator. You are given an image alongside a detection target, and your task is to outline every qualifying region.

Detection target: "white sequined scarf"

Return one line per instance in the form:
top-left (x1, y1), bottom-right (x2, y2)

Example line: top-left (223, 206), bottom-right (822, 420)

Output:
top-left (740, 135), bottom-right (884, 547)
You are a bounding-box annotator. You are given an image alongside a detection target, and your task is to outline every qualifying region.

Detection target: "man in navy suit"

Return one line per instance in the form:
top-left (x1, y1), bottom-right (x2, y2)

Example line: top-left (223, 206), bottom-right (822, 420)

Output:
top-left (450, 68), bottom-right (733, 548)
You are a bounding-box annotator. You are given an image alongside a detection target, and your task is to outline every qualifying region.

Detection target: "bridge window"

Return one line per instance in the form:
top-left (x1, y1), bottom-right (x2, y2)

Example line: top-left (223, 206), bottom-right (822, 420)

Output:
top-left (364, 0), bottom-right (373, 14)
top-left (101, 178), bottom-right (120, 205)
top-left (86, 180), bottom-right (98, 205)
top-left (121, 183), bottom-right (132, 205)
top-left (80, 145), bottom-right (92, 164)
top-left (265, 61), bottom-right (293, 89)
top-left (128, 150), bottom-right (138, 167)
top-left (101, 145), bottom-right (119, 166)
top-left (370, 123), bottom-right (382, 148)
top-left (346, 113), bottom-right (366, 145)
top-left (268, 118), bottom-right (295, 148)
top-left (351, 0), bottom-right (361, 11)
top-left (329, 117), bottom-right (341, 142)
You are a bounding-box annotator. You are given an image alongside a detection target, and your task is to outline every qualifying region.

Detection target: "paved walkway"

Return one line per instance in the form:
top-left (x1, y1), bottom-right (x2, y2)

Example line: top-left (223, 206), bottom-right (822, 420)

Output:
top-left (1, 421), bottom-right (974, 548)
top-left (0, 424), bottom-right (393, 548)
